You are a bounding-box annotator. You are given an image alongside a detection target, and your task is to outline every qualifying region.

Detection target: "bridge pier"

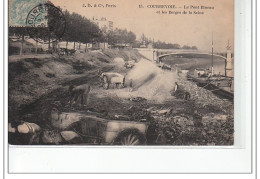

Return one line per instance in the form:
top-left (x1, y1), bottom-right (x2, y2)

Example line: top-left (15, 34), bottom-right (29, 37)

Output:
top-left (225, 50), bottom-right (233, 77)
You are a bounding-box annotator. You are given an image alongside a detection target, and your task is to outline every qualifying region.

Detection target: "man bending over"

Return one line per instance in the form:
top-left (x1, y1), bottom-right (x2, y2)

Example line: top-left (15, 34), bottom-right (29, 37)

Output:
top-left (69, 84), bottom-right (91, 107)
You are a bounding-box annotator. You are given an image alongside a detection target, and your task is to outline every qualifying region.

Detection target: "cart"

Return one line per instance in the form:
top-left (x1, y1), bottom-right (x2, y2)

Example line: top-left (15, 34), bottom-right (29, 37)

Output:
top-left (51, 111), bottom-right (148, 145)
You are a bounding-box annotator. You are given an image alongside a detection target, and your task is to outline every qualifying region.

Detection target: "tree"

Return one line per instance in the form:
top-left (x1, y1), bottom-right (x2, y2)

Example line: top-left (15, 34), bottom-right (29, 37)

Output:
top-left (153, 41), bottom-right (181, 49)
top-left (172, 44), bottom-right (181, 49)
top-left (9, 27), bottom-right (28, 55)
top-left (62, 11), bottom-right (103, 51)
top-left (126, 31), bottom-right (136, 44)
top-left (182, 45), bottom-right (191, 49)
top-left (140, 33), bottom-right (148, 43)
top-left (105, 28), bottom-right (136, 45)
top-left (191, 46), bottom-right (198, 50)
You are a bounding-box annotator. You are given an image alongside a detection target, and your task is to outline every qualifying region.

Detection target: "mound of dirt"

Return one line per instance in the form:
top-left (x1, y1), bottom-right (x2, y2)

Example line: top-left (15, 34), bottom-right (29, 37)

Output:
top-left (113, 57), bottom-right (125, 68)
top-left (8, 57), bottom-right (76, 111)
top-left (115, 59), bottom-right (179, 103)
top-left (125, 59), bottom-right (162, 89)
top-left (113, 57), bottom-right (124, 63)
top-left (133, 72), bottom-right (177, 102)
top-left (40, 61), bottom-right (74, 76)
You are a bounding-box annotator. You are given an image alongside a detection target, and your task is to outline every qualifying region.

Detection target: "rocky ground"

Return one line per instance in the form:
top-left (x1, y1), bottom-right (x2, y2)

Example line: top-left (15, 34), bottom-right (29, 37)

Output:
top-left (8, 49), bottom-right (234, 145)
top-left (146, 73), bottom-right (234, 146)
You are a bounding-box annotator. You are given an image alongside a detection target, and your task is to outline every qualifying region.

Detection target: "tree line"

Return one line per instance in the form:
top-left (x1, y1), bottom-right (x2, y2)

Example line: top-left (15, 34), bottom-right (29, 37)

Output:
top-left (136, 34), bottom-right (198, 50)
top-left (9, 4), bottom-right (198, 55)
top-left (9, 8), bottom-right (137, 53)
top-left (154, 41), bottom-right (198, 50)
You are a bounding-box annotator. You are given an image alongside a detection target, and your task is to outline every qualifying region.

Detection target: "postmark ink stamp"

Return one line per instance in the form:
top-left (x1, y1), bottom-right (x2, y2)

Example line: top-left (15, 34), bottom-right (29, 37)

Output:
top-left (26, 3), bottom-right (66, 43)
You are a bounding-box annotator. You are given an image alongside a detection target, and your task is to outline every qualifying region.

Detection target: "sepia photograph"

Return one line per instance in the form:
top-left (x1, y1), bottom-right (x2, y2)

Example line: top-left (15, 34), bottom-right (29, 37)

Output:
top-left (8, 0), bottom-right (234, 146)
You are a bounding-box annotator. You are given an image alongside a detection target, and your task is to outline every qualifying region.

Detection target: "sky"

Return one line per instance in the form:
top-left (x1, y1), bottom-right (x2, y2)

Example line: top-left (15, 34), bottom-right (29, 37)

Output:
top-left (10, 0), bottom-right (234, 52)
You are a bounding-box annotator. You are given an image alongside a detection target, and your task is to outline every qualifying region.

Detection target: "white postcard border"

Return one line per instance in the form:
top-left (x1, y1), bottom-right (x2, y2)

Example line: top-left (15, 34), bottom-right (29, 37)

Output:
top-left (2, 0), bottom-right (256, 176)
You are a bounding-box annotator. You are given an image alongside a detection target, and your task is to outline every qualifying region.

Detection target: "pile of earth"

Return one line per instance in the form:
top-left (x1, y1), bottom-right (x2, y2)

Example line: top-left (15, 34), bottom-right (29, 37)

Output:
top-left (8, 57), bottom-right (92, 109)
top-left (74, 49), bottom-right (144, 66)
top-left (141, 99), bottom-right (233, 146)
top-left (147, 112), bottom-right (234, 145)
top-left (113, 59), bottom-right (179, 103)
top-left (178, 76), bottom-right (233, 114)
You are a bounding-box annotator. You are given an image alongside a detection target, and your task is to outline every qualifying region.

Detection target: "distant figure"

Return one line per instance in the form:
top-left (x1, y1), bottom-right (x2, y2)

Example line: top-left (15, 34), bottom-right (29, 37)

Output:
top-left (184, 91), bottom-right (191, 100)
top-left (171, 82), bottom-right (191, 100)
top-left (174, 82), bottom-right (179, 92)
top-left (69, 84), bottom-right (91, 107)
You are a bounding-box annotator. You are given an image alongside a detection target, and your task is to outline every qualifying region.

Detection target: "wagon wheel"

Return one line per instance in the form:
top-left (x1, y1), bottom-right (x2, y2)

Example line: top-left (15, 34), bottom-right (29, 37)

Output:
top-left (116, 133), bottom-right (142, 145)
top-left (113, 129), bottom-right (145, 145)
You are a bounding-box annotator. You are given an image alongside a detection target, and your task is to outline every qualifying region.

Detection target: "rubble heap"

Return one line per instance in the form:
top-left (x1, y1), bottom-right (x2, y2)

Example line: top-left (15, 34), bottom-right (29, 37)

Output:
top-left (178, 77), bottom-right (233, 114)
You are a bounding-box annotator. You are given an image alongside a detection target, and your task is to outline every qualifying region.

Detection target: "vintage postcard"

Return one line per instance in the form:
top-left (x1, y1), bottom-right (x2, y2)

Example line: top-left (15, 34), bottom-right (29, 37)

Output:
top-left (8, 0), bottom-right (234, 146)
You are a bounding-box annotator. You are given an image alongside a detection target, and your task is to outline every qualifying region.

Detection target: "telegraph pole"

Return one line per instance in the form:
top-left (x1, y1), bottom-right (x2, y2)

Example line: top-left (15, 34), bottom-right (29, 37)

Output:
top-left (211, 32), bottom-right (214, 75)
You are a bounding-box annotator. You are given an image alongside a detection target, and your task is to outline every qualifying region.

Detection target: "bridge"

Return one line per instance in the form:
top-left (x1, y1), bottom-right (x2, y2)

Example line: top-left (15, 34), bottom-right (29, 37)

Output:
top-left (135, 48), bottom-right (227, 62)
top-left (135, 48), bottom-right (233, 77)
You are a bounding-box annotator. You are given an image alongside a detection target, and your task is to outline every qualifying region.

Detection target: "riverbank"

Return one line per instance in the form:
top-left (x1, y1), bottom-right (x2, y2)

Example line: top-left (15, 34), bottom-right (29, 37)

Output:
top-left (8, 49), bottom-right (234, 145)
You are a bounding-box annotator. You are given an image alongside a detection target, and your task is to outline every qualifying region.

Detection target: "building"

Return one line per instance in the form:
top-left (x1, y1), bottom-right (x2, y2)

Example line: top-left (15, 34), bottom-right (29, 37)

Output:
top-left (140, 41), bottom-right (147, 48)
top-left (92, 17), bottom-right (113, 32)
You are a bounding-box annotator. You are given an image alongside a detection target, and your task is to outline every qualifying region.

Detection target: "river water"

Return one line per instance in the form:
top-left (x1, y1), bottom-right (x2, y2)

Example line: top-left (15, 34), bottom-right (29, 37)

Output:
top-left (163, 56), bottom-right (234, 92)
top-left (164, 56), bottom-right (234, 77)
